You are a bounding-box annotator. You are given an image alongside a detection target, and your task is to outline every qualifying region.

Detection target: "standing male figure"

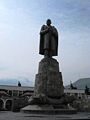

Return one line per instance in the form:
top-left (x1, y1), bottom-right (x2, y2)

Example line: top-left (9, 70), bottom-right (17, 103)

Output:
top-left (39, 19), bottom-right (58, 58)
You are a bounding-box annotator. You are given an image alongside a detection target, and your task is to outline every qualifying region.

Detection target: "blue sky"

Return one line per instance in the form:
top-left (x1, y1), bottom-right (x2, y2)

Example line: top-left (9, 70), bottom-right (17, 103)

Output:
top-left (0, 0), bottom-right (90, 86)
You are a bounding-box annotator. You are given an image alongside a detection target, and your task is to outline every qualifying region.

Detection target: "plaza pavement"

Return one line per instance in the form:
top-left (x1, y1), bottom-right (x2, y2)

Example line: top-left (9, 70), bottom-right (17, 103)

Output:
top-left (0, 111), bottom-right (90, 120)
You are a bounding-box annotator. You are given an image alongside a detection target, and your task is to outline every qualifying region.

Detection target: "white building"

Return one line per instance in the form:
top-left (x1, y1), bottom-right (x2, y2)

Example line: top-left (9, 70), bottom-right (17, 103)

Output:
top-left (0, 85), bottom-right (85, 98)
top-left (64, 89), bottom-right (85, 99)
top-left (0, 85), bottom-right (34, 97)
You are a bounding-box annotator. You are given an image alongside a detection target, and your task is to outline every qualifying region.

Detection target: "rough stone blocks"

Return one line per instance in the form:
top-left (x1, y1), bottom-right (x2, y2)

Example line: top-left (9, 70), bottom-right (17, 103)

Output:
top-left (34, 58), bottom-right (64, 98)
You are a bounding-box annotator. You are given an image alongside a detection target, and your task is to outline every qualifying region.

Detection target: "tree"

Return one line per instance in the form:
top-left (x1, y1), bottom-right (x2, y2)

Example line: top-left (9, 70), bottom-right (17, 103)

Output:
top-left (70, 83), bottom-right (77, 89)
top-left (18, 81), bottom-right (21, 87)
top-left (85, 85), bottom-right (89, 95)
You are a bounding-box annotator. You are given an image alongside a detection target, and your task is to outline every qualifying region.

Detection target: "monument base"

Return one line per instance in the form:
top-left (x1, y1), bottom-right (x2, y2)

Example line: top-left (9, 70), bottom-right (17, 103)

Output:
top-left (34, 57), bottom-right (64, 98)
top-left (21, 57), bottom-right (77, 114)
top-left (21, 105), bottom-right (77, 114)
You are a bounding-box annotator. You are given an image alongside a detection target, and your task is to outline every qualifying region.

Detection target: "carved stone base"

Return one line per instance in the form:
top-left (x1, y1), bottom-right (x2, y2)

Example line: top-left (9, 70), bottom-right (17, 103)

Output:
top-left (34, 58), bottom-right (64, 98)
top-left (21, 57), bottom-right (77, 114)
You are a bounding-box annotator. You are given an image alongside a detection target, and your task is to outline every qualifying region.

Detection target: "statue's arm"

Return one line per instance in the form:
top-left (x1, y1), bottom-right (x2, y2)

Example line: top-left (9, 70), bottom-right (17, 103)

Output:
top-left (40, 25), bottom-right (49, 35)
top-left (52, 27), bottom-right (58, 38)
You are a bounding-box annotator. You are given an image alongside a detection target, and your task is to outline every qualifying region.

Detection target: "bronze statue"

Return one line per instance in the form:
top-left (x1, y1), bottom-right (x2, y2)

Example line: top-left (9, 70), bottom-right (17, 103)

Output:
top-left (39, 19), bottom-right (58, 58)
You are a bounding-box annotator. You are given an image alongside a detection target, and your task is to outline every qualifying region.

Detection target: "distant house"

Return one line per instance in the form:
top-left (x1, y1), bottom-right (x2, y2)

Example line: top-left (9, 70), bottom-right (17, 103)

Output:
top-left (64, 89), bottom-right (85, 99)
top-left (0, 85), bottom-right (34, 97)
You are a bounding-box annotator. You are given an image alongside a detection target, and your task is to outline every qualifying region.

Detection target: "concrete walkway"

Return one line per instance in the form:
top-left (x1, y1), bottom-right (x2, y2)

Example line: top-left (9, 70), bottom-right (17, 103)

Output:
top-left (0, 111), bottom-right (90, 120)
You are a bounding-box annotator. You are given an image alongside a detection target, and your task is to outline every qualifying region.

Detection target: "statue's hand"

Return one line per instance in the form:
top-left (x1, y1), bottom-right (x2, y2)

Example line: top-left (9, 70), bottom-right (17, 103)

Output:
top-left (48, 27), bottom-right (52, 32)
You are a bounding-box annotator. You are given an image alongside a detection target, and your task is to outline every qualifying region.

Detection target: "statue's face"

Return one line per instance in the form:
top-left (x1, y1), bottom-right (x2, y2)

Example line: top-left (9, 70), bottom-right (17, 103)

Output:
top-left (46, 19), bottom-right (51, 26)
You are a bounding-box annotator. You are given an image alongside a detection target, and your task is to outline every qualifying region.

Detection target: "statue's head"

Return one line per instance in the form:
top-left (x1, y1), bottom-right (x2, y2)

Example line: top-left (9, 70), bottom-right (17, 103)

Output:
top-left (46, 19), bottom-right (51, 26)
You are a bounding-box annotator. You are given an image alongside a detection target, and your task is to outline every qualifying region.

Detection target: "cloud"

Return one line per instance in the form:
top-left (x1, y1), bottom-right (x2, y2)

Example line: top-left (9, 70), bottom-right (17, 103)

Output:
top-left (0, 0), bottom-right (90, 85)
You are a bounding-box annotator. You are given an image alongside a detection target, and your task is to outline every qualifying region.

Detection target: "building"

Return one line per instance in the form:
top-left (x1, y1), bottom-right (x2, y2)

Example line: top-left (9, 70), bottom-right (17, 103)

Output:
top-left (0, 85), bottom-right (85, 111)
top-left (0, 85), bottom-right (34, 97)
top-left (0, 85), bottom-right (34, 111)
top-left (0, 85), bottom-right (86, 96)
top-left (0, 85), bottom-right (85, 97)
top-left (64, 89), bottom-right (85, 99)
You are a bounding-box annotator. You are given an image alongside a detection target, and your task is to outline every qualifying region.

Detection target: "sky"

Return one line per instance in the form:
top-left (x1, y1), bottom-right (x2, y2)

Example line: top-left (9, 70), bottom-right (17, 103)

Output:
top-left (0, 0), bottom-right (90, 86)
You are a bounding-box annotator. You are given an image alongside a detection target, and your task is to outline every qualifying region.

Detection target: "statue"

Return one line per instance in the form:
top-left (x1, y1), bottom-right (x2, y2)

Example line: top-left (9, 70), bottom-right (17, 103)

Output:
top-left (39, 19), bottom-right (58, 58)
top-left (21, 19), bottom-right (77, 114)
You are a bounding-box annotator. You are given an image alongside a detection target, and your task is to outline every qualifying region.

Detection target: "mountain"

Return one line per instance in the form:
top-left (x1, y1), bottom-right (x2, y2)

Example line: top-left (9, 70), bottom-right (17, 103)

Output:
top-left (66, 78), bottom-right (90, 89)
top-left (0, 78), bottom-right (34, 87)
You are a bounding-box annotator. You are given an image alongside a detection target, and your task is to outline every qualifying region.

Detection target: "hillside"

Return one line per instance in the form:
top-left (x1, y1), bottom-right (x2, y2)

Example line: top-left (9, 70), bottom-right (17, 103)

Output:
top-left (66, 78), bottom-right (90, 89)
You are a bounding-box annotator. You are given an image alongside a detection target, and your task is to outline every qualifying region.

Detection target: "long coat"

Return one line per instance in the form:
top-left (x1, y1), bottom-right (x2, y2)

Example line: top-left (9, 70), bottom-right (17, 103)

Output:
top-left (39, 25), bottom-right (58, 56)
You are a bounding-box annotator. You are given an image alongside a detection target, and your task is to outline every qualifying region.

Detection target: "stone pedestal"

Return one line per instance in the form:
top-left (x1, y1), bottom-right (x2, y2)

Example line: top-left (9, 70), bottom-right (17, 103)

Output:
top-left (21, 57), bottom-right (77, 114)
top-left (34, 58), bottom-right (64, 98)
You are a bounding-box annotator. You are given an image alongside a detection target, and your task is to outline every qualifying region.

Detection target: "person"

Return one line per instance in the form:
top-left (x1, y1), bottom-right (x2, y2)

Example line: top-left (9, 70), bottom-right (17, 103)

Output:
top-left (39, 19), bottom-right (58, 58)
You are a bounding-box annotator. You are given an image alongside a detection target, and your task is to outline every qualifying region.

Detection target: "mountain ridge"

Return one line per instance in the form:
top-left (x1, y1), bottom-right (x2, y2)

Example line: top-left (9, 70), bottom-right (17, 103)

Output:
top-left (66, 78), bottom-right (90, 89)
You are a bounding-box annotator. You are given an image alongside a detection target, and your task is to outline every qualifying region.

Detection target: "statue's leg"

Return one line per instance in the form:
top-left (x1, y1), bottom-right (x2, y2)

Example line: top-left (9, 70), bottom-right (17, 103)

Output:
top-left (48, 50), bottom-right (52, 58)
top-left (44, 49), bottom-right (52, 58)
top-left (44, 49), bottom-right (49, 58)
